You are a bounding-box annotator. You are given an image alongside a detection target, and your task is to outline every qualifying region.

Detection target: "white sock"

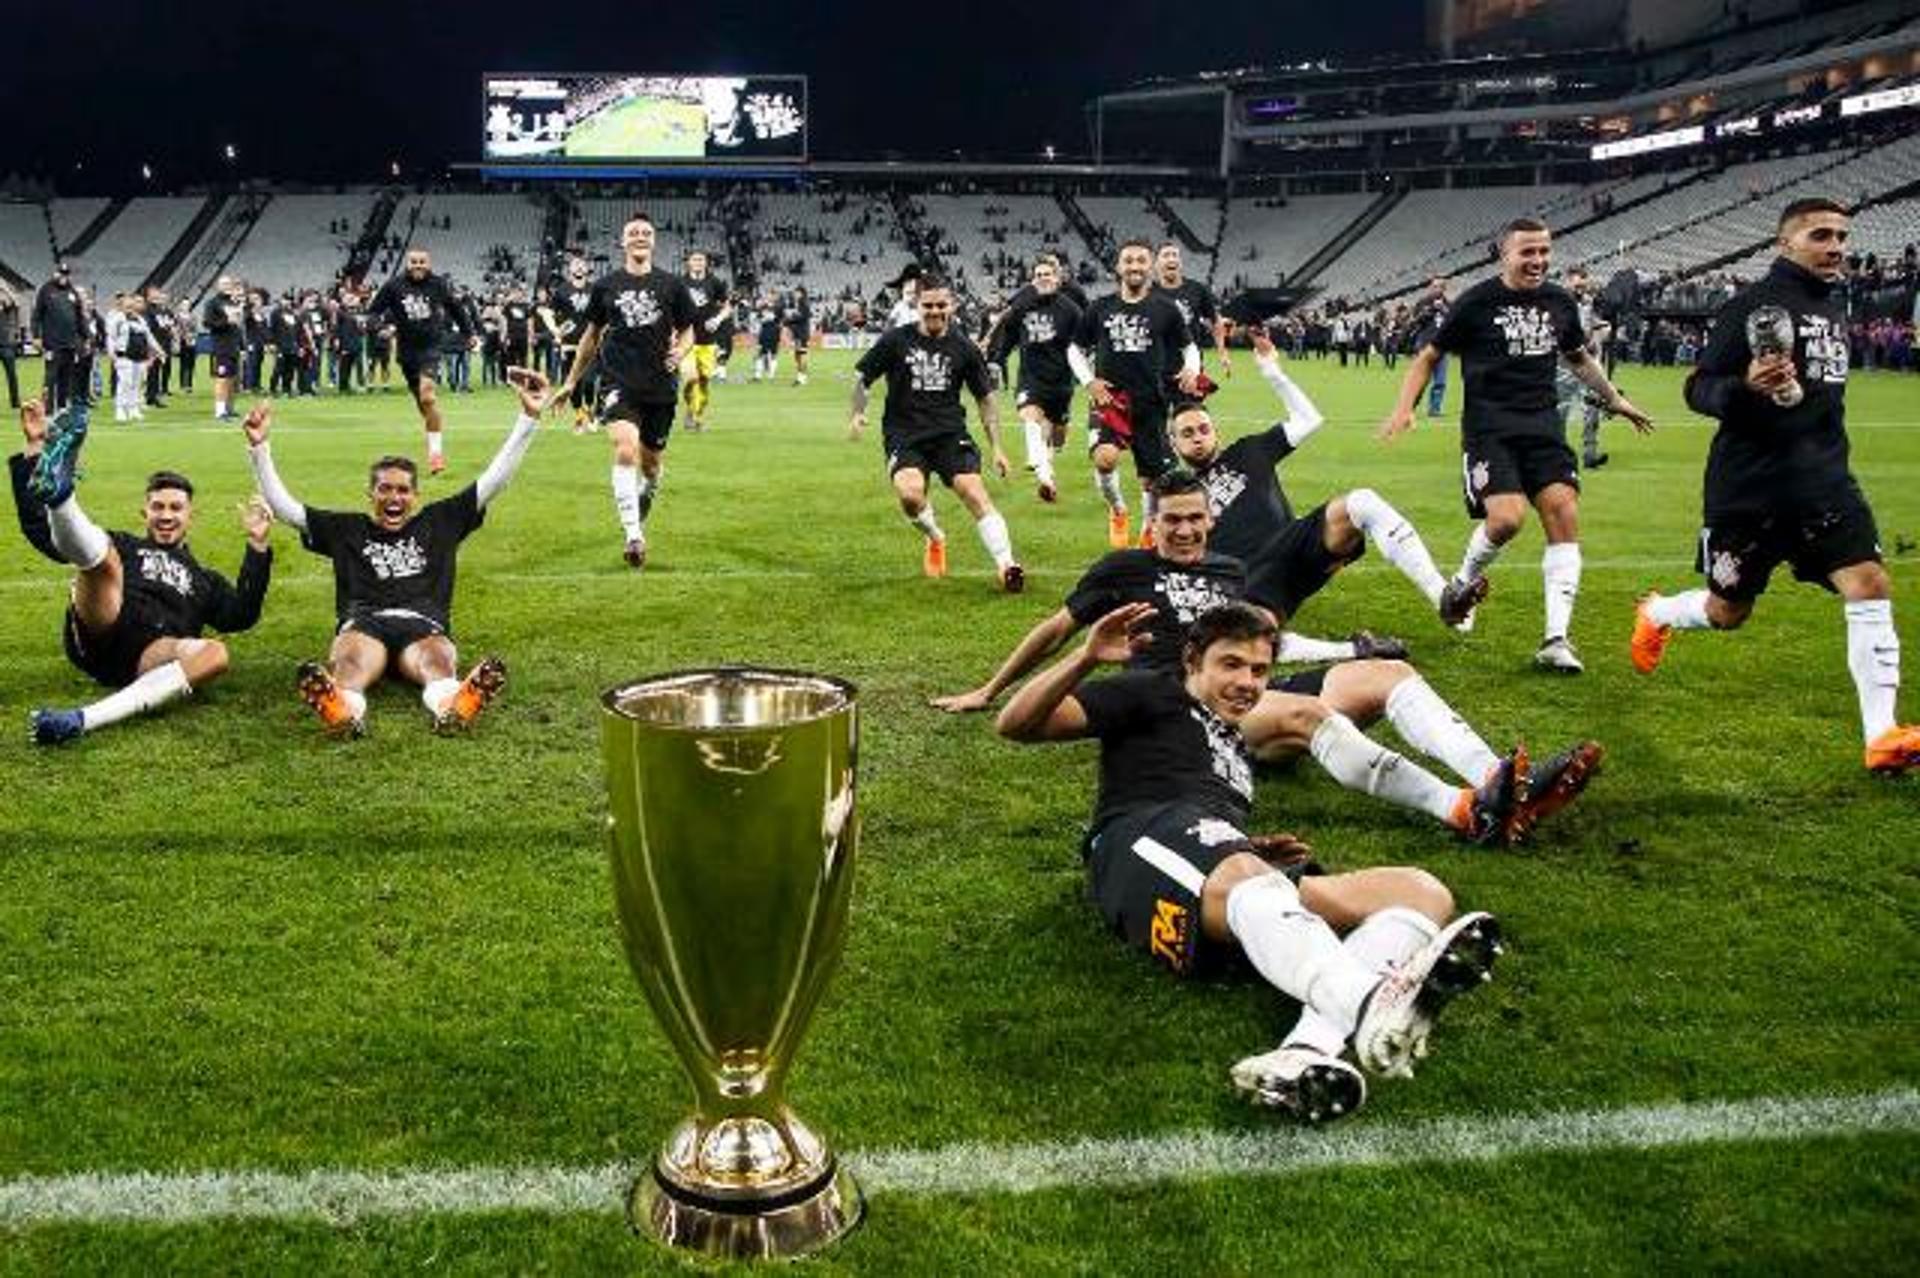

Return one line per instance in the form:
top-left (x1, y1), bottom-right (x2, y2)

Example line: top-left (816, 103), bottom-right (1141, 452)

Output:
top-left (1095, 469), bottom-right (1125, 513)
top-left (908, 506), bottom-right (944, 543)
top-left (426, 430), bottom-right (444, 457)
top-left (421, 677), bottom-right (461, 717)
top-left (1022, 417), bottom-right (1048, 469)
top-left (213, 398), bottom-right (228, 418)
top-left (1286, 907), bottom-right (1437, 1055)
top-left (1845, 599), bottom-right (1901, 743)
top-left (976, 510), bottom-right (1015, 570)
top-left (1646, 589), bottom-right (1712, 630)
top-left (1542, 542), bottom-right (1581, 643)
top-left (1278, 632), bottom-right (1355, 663)
top-left (1346, 487), bottom-right (1447, 605)
top-left (1309, 712), bottom-right (1461, 825)
top-left (611, 463), bottom-right (642, 539)
top-left (635, 468), bottom-right (660, 523)
top-left (1384, 675), bottom-right (1499, 783)
top-left (1227, 874), bottom-right (1378, 1034)
top-left (340, 687), bottom-right (368, 722)
top-left (47, 497), bottom-right (112, 569)
top-left (1141, 487), bottom-right (1158, 525)
top-left (1456, 523), bottom-right (1502, 584)
top-left (79, 660), bottom-right (192, 732)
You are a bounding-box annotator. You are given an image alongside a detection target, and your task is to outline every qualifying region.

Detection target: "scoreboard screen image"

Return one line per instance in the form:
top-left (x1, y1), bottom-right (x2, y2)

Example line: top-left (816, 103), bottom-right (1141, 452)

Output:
top-left (484, 74), bottom-right (808, 162)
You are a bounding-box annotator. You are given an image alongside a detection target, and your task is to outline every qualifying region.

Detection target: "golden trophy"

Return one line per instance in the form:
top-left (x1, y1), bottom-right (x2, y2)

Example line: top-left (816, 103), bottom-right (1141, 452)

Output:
top-left (600, 668), bottom-right (864, 1260)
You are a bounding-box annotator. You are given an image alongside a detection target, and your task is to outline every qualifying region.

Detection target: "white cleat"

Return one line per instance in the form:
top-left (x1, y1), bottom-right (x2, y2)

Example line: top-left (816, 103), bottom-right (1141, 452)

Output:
top-left (1229, 1045), bottom-right (1366, 1124)
top-left (1534, 636), bottom-right (1585, 674)
top-left (1352, 911), bottom-right (1503, 1078)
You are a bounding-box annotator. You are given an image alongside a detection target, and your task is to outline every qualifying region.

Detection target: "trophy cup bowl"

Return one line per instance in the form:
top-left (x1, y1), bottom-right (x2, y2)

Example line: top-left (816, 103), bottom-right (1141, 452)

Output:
top-left (601, 668), bottom-right (864, 1260)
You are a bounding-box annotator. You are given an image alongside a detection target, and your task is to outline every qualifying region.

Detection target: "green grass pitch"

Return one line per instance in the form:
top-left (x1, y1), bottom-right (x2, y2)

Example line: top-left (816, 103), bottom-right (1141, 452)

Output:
top-left (567, 97), bottom-right (708, 159)
top-left (1, 351), bottom-right (1917, 1272)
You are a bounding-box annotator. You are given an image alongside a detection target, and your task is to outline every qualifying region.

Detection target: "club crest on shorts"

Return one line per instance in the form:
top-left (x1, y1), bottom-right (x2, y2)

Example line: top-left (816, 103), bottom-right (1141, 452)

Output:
top-left (1710, 549), bottom-right (1742, 591)
top-left (1469, 458), bottom-right (1492, 494)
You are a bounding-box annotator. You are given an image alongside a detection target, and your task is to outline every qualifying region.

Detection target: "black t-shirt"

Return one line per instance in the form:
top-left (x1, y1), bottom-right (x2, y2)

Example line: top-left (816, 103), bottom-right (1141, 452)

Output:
top-left (586, 268), bottom-right (696, 402)
top-left (333, 311), bottom-right (367, 349)
top-left (1074, 292), bottom-right (1190, 408)
top-left (106, 530), bottom-right (270, 638)
top-left (1154, 278), bottom-right (1220, 350)
top-left (1685, 257), bottom-right (1856, 518)
top-left (550, 287), bottom-right (593, 346)
top-left (756, 306), bottom-right (781, 345)
top-left (1075, 669), bottom-right (1255, 832)
top-left (271, 307), bottom-right (302, 352)
top-left (368, 272), bottom-right (469, 355)
top-left (202, 295), bottom-right (245, 353)
top-left (300, 486), bottom-right (484, 628)
top-left (991, 290), bottom-right (1082, 392)
top-left (854, 324), bottom-right (993, 448)
top-left (1430, 277), bottom-right (1586, 439)
top-left (1193, 426), bottom-right (1300, 561)
top-left (503, 302), bottom-right (533, 349)
top-left (1064, 549), bottom-right (1247, 673)
top-left (783, 297), bottom-right (812, 335)
top-left (683, 274), bottom-right (729, 336)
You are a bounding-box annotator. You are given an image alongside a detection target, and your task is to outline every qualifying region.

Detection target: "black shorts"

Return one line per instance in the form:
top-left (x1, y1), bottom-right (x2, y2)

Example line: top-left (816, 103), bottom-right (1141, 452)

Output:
top-left (1271, 667), bottom-right (1330, 696)
top-left (1016, 383), bottom-right (1073, 424)
top-left (887, 434), bottom-right (980, 485)
top-left (1086, 399), bottom-right (1175, 480)
top-left (1084, 802), bottom-right (1323, 978)
top-left (339, 607), bottom-right (449, 656)
top-left (1461, 433), bottom-right (1580, 518)
top-left (599, 384), bottom-right (677, 451)
top-left (1698, 494), bottom-right (1882, 603)
top-left (1242, 504), bottom-right (1360, 621)
top-left (211, 347), bottom-right (241, 379)
top-left (62, 607), bottom-right (164, 688)
top-left (400, 350), bottom-right (442, 398)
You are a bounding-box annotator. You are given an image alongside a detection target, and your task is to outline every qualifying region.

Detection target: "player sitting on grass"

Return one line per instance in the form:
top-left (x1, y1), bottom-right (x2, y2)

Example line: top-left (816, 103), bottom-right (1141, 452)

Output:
top-left (997, 601), bottom-right (1506, 1122)
top-left (11, 401), bottom-right (273, 745)
top-left (242, 368), bottom-right (549, 737)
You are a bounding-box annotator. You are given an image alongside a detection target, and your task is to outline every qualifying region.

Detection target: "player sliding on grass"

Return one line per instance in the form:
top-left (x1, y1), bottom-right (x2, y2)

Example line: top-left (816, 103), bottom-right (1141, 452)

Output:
top-left (11, 401), bottom-right (273, 745)
top-left (243, 368), bottom-right (549, 737)
top-left (936, 472), bottom-right (1601, 845)
top-left (997, 601), bottom-right (1507, 1123)
top-left (1631, 198), bottom-right (1920, 774)
top-left (850, 273), bottom-right (1026, 591)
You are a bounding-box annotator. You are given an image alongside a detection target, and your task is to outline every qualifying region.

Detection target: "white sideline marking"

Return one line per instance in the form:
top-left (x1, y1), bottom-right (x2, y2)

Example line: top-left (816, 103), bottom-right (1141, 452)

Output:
top-left (1, 1088), bottom-right (1913, 1228)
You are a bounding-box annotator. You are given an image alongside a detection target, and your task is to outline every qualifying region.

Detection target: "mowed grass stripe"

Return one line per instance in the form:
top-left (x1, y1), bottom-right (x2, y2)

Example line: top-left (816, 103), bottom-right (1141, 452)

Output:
top-left (4, 1088), bottom-right (1915, 1227)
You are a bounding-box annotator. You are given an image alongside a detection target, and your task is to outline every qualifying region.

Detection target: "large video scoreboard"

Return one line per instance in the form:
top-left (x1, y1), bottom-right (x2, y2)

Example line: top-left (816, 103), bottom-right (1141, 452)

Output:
top-left (484, 74), bottom-right (808, 163)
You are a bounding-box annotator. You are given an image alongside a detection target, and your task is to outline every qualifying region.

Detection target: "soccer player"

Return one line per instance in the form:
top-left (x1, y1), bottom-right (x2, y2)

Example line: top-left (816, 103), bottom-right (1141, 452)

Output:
top-left (367, 248), bottom-right (476, 475)
top-left (678, 251), bottom-right (731, 433)
top-left (545, 262), bottom-right (598, 430)
top-left (1554, 268), bottom-right (1614, 469)
top-left (1154, 242), bottom-right (1230, 378)
top-left (1631, 198), bottom-right (1920, 774)
top-left (1069, 239), bottom-right (1200, 548)
top-left (783, 287), bottom-right (813, 385)
top-left (996, 601), bottom-right (1507, 1119)
top-left (11, 401), bottom-right (272, 745)
top-left (1173, 324), bottom-right (1453, 627)
top-left (200, 275), bottom-right (247, 421)
top-left (242, 368), bottom-right (548, 737)
top-left (751, 293), bottom-right (781, 382)
top-left (849, 273), bottom-right (1025, 591)
top-left (985, 254), bottom-right (1083, 504)
top-left (1380, 218), bottom-right (1652, 671)
top-left (547, 214), bottom-right (696, 569)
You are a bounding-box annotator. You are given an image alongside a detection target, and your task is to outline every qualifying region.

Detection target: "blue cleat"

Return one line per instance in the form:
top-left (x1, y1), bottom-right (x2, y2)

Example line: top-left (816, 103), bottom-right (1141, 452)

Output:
top-left (30, 708), bottom-right (86, 746)
top-left (28, 404), bottom-right (90, 506)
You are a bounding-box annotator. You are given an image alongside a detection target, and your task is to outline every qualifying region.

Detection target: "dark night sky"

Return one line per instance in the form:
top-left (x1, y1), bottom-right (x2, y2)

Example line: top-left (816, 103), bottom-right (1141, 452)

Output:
top-left (12, 0), bottom-right (1426, 191)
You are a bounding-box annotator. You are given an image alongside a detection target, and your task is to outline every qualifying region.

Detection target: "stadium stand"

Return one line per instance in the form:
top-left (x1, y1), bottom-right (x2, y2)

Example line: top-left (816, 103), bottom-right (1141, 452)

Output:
top-left (63, 197), bottom-right (203, 299)
top-left (221, 193), bottom-right (379, 297)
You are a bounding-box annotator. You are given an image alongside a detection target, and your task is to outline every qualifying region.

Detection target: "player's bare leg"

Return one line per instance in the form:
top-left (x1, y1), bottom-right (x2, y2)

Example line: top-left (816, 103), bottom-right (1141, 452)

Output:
top-left (892, 467), bottom-right (947, 578)
top-left (1534, 484), bottom-right (1582, 672)
top-left (397, 635), bottom-right (507, 733)
top-left (792, 346), bottom-right (809, 386)
top-left (298, 630), bottom-right (386, 736)
top-left (32, 633), bottom-right (225, 746)
top-left (951, 472), bottom-right (1023, 593)
top-left (1090, 440), bottom-right (1129, 547)
top-left (415, 372), bottom-right (447, 474)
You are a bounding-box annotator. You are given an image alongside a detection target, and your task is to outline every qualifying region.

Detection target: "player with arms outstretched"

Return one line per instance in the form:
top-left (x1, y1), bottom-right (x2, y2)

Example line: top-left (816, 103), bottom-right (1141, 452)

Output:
top-left (367, 248), bottom-right (476, 476)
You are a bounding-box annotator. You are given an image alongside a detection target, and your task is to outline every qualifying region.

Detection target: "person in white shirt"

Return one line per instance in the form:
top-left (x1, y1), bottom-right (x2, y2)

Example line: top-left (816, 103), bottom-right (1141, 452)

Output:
top-left (106, 294), bottom-right (155, 423)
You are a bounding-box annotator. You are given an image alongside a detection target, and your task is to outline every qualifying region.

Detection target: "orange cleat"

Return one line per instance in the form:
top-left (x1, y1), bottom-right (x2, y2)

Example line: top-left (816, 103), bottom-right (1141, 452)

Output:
top-left (1631, 595), bottom-right (1672, 674)
top-left (297, 662), bottom-right (363, 738)
top-left (1138, 523), bottom-right (1157, 551)
top-left (436, 655), bottom-right (508, 733)
top-left (923, 538), bottom-right (948, 578)
top-left (1864, 724), bottom-right (1920, 774)
top-left (1107, 509), bottom-right (1131, 549)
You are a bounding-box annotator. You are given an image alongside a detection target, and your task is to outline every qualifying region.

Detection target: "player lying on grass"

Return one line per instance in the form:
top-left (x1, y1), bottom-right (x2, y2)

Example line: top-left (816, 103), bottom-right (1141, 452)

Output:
top-left (936, 472), bottom-right (1600, 845)
top-left (242, 368), bottom-right (549, 737)
top-left (997, 601), bottom-right (1506, 1122)
top-left (11, 400), bottom-right (273, 745)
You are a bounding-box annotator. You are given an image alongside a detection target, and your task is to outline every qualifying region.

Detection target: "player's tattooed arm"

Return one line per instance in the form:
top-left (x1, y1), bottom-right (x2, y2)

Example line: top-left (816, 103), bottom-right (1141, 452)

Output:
top-left (1563, 348), bottom-right (1654, 433)
top-left (976, 390), bottom-right (1009, 477)
top-left (996, 603), bottom-right (1153, 742)
top-left (1378, 344), bottom-right (1441, 440)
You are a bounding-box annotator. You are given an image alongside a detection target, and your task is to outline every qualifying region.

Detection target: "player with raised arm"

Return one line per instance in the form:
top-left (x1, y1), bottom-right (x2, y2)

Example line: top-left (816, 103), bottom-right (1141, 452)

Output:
top-left (1172, 324), bottom-right (1452, 628)
top-left (985, 255), bottom-right (1083, 504)
top-left (849, 274), bottom-right (1024, 591)
top-left (546, 214), bottom-right (696, 569)
top-left (679, 251), bottom-right (731, 433)
top-left (1631, 198), bottom-right (1920, 774)
top-left (1381, 218), bottom-right (1652, 670)
top-left (367, 248), bottom-right (476, 476)
top-left (996, 602), bottom-right (1507, 1120)
top-left (243, 368), bottom-right (548, 737)
top-left (1154, 242), bottom-right (1230, 380)
top-left (1069, 239), bottom-right (1200, 549)
top-left (12, 401), bottom-right (272, 745)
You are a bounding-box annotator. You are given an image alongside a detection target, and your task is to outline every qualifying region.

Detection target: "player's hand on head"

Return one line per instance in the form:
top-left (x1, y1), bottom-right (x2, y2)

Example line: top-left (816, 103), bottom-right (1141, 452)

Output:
top-left (1087, 602), bottom-right (1156, 664)
top-left (930, 687), bottom-right (992, 714)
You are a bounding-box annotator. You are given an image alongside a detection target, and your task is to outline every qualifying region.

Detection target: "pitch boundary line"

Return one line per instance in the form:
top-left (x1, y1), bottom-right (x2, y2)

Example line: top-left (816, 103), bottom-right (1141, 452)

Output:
top-left (2, 1087), bottom-right (1914, 1228)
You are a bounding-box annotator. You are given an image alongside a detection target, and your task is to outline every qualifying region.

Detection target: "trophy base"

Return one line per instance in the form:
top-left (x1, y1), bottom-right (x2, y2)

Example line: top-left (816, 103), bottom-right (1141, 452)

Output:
top-left (629, 1158), bottom-right (865, 1260)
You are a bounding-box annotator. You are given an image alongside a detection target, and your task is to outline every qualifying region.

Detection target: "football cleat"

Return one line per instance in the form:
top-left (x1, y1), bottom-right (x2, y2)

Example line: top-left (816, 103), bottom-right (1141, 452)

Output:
top-left (1229, 1045), bottom-right (1366, 1124)
top-left (1107, 509), bottom-right (1131, 550)
top-left (1631, 595), bottom-right (1672, 674)
top-left (999, 562), bottom-right (1026, 595)
top-left (1437, 574), bottom-right (1488, 630)
top-left (1036, 477), bottom-right (1058, 504)
top-left (29, 708), bottom-right (85, 746)
top-left (923, 538), bottom-right (948, 578)
top-left (1534, 636), bottom-right (1585, 674)
top-left (1138, 523), bottom-right (1157, 551)
top-left (1865, 724), bottom-right (1920, 775)
top-left (296, 662), bottom-right (364, 738)
top-left (623, 534), bottom-right (647, 570)
top-left (1348, 630), bottom-right (1410, 661)
top-left (435, 655), bottom-right (507, 733)
top-left (1450, 746), bottom-right (1530, 847)
top-left (1352, 911), bottom-right (1502, 1078)
top-left (1584, 452), bottom-right (1610, 469)
top-left (28, 403), bottom-right (90, 506)
top-left (1523, 741), bottom-right (1603, 828)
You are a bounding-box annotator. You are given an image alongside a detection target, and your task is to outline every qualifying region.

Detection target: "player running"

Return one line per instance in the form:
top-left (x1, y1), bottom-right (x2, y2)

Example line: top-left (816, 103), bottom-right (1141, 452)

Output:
top-left (996, 601), bottom-right (1508, 1121)
top-left (1154, 241), bottom-right (1231, 379)
top-left (985, 254), bottom-right (1083, 504)
top-left (1381, 218), bottom-right (1652, 671)
top-left (242, 368), bottom-right (549, 737)
top-left (783, 288), bottom-right (813, 385)
top-left (12, 401), bottom-right (272, 745)
top-left (678, 251), bottom-right (731, 433)
top-left (849, 273), bottom-right (1025, 591)
top-left (1631, 197), bottom-right (1920, 774)
top-left (545, 260), bottom-right (599, 431)
top-left (547, 214), bottom-right (696, 569)
top-left (367, 248), bottom-right (476, 476)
